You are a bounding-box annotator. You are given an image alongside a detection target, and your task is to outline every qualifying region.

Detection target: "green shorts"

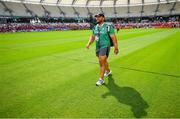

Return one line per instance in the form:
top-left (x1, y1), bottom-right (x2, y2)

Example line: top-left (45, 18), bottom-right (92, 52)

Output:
top-left (96, 47), bottom-right (110, 57)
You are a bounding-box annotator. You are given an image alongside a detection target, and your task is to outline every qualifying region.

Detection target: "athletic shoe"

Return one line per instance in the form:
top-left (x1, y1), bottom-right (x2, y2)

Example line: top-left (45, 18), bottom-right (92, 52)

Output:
top-left (104, 70), bottom-right (112, 77)
top-left (96, 79), bottom-right (105, 86)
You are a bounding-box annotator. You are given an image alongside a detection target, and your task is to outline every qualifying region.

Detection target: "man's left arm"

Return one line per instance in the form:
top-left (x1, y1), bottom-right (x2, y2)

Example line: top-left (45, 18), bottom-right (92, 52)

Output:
top-left (110, 34), bottom-right (119, 55)
top-left (109, 25), bottom-right (119, 55)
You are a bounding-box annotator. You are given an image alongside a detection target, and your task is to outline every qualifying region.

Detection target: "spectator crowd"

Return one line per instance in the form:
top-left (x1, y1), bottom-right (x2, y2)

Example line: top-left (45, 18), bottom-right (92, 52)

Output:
top-left (0, 16), bottom-right (179, 33)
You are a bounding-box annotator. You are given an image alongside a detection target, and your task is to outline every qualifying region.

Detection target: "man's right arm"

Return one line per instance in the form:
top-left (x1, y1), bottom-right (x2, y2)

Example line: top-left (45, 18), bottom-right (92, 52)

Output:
top-left (86, 35), bottom-right (95, 49)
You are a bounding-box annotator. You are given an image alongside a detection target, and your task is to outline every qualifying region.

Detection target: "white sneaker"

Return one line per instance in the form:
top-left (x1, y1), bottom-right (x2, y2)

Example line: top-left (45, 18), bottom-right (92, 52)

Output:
top-left (96, 79), bottom-right (105, 86)
top-left (104, 70), bottom-right (112, 77)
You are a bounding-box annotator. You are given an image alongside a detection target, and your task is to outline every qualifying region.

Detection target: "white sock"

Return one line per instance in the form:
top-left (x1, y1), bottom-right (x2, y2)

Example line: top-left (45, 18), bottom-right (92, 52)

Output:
top-left (99, 78), bottom-right (104, 80)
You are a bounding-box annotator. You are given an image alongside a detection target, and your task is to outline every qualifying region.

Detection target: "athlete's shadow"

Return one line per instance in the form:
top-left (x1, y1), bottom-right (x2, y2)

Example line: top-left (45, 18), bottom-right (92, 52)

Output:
top-left (102, 75), bottom-right (149, 118)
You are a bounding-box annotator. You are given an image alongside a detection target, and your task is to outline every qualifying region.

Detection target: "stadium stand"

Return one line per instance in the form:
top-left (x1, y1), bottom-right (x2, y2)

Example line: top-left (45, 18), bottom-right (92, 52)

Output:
top-left (0, 2), bottom-right (6, 16)
top-left (116, 0), bottom-right (128, 5)
top-left (60, 0), bottom-right (74, 5)
top-left (116, 6), bottom-right (129, 17)
top-left (102, 7), bottom-right (115, 17)
top-left (60, 6), bottom-right (76, 17)
top-left (129, 6), bottom-right (142, 17)
top-left (74, 0), bottom-right (87, 6)
top-left (42, 0), bottom-right (58, 4)
top-left (88, 0), bottom-right (101, 6)
top-left (88, 7), bottom-right (102, 16)
top-left (0, 0), bottom-right (179, 17)
top-left (43, 5), bottom-right (61, 17)
top-left (157, 3), bottom-right (174, 15)
top-left (143, 4), bottom-right (158, 16)
top-left (101, 0), bottom-right (114, 6)
top-left (4, 2), bottom-right (24, 16)
top-left (25, 4), bottom-right (44, 17)
top-left (130, 0), bottom-right (142, 4)
top-left (25, 0), bottom-right (40, 3)
top-left (173, 2), bottom-right (180, 15)
top-left (0, 0), bottom-right (179, 32)
top-left (74, 7), bottom-right (89, 18)
top-left (144, 0), bottom-right (158, 3)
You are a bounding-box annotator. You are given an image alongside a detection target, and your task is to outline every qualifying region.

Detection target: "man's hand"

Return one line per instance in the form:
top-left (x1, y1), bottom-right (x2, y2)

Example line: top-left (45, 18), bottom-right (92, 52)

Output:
top-left (86, 44), bottom-right (90, 49)
top-left (86, 36), bottom-right (95, 49)
top-left (114, 47), bottom-right (119, 55)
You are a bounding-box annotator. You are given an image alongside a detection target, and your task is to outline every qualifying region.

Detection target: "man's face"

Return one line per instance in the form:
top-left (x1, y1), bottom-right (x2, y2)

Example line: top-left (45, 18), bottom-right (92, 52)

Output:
top-left (96, 16), bottom-right (104, 23)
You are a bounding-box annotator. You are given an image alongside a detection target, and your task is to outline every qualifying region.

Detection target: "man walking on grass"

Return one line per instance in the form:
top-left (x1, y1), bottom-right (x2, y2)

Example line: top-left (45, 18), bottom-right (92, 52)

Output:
top-left (86, 13), bottom-right (119, 86)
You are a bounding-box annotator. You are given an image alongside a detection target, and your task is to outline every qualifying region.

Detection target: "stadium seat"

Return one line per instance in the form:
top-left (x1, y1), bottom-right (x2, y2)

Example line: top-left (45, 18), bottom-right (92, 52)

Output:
top-left (60, 6), bottom-right (76, 17)
top-left (130, 0), bottom-right (142, 5)
top-left (144, 0), bottom-right (158, 3)
top-left (116, 6), bottom-right (128, 17)
top-left (74, 0), bottom-right (87, 5)
top-left (4, 2), bottom-right (29, 17)
top-left (59, 0), bottom-right (74, 5)
top-left (129, 5), bottom-right (142, 17)
top-left (25, 3), bottom-right (45, 17)
top-left (157, 3), bottom-right (174, 15)
top-left (102, 0), bottom-right (114, 6)
top-left (42, 0), bottom-right (58, 4)
top-left (102, 7), bottom-right (115, 18)
top-left (88, 7), bottom-right (102, 16)
top-left (74, 7), bottom-right (89, 17)
top-left (0, 2), bottom-right (9, 16)
top-left (173, 2), bottom-right (180, 15)
top-left (43, 5), bottom-right (61, 17)
top-left (116, 0), bottom-right (128, 5)
top-left (88, 0), bottom-right (101, 6)
top-left (143, 4), bottom-right (157, 16)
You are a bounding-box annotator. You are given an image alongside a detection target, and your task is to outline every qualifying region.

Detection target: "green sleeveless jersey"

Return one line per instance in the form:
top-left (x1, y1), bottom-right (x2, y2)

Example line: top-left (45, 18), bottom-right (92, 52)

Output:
top-left (92, 23), bottom-right (115, 49)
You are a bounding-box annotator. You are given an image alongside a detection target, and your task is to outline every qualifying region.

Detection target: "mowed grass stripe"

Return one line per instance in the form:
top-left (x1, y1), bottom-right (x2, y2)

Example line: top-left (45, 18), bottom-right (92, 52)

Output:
top-left (0, 29), bottom-right (173, 65)
top-left (0, 30), bottom-right (91, 45)
top-left (0, 29), bottom-right (162, 51)
top-left (110, 30), bottom-right (179, 76)
top-left (0, 28), bottom-right (159, 45)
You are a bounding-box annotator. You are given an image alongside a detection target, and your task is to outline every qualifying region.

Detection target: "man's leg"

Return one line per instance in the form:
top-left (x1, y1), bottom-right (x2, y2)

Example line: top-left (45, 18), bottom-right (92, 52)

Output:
top-left (105, 60), bottom-right (110, 73)
top-left (98, 55), bottom-right (107, 80)
top-left (96, 47), bottom-right (111, 86)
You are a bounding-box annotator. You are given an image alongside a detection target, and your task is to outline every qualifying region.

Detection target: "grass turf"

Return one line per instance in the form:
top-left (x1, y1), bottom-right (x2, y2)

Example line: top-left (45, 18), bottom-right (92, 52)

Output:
top-left (0, 28), bottom-right (179, 118)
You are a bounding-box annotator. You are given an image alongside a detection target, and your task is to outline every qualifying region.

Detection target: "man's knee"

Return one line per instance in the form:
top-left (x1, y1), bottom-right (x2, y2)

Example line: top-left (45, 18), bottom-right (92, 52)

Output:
top-left (99, 56), bottom-right (107, 67)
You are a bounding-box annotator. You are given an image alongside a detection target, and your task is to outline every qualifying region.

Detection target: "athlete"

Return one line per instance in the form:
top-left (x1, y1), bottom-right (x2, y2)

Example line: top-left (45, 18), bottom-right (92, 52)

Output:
top-left (86, 13), bottom-right (119, 86)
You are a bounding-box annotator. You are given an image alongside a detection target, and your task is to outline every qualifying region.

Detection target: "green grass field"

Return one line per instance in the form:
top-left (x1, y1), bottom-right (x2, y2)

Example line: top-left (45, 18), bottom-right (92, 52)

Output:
top-left (0, 28), bottom-right (179, 118)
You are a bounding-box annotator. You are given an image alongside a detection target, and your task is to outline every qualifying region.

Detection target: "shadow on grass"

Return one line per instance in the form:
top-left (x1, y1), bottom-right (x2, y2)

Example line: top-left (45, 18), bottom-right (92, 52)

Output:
top-left (102, 75), bottom-right (149, 118)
